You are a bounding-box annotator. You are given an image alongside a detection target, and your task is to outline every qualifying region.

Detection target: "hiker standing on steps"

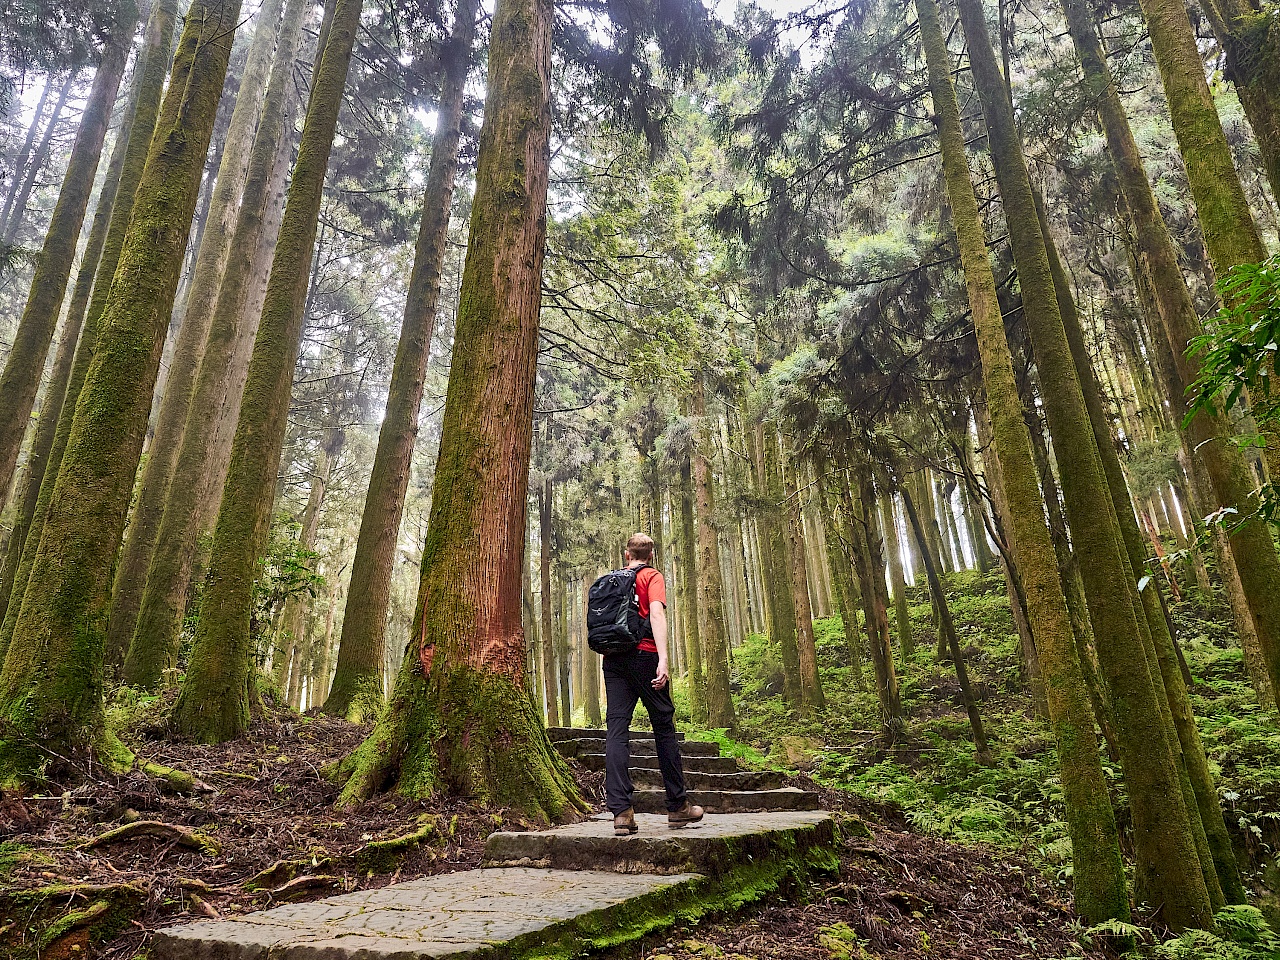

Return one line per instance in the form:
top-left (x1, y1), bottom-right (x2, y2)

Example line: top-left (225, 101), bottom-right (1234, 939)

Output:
top-left (586, 533), bottom-right (704, 836)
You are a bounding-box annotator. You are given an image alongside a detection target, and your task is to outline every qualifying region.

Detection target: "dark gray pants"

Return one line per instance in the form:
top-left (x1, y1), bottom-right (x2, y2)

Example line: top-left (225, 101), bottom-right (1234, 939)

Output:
top-left (602, 649), bottom-right (687, 814)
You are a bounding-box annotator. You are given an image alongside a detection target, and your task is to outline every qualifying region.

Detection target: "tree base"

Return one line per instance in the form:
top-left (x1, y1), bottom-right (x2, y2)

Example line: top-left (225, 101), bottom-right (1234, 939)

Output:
top-left (0, 710), bottom-right (131, 789)
top-left (321, 670), bottom-right (385, 724)
top-left (333, 659), bottom-right (586, 823)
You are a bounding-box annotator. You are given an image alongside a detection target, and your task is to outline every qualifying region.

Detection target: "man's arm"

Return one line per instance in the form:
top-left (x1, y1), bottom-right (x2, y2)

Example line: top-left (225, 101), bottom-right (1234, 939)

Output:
top-left (650, 601), bottom-right (669, 689)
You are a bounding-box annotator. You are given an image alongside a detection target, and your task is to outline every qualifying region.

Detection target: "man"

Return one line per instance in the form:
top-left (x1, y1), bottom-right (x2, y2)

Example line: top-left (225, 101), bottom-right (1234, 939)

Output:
top-left (603, 533), bottom-right (704, 836)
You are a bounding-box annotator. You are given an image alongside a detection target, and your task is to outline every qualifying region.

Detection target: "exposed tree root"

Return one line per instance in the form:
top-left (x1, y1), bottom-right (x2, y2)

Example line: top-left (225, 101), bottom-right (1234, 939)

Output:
top-left (80, 819), bottom-right (220, 855)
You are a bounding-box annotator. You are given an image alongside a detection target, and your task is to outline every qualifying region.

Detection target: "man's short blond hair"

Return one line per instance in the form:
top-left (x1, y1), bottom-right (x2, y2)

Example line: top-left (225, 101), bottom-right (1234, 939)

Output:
top-left (626, 533), bottom-right (655, 562)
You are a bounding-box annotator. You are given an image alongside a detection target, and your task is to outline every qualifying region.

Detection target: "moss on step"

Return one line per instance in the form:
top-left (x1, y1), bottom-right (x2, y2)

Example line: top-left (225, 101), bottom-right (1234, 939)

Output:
top-left (509, 826), bottom-right (840, 959)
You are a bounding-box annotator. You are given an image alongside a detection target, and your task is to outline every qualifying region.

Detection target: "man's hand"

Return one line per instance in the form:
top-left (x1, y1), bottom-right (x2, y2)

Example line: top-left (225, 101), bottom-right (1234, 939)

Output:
top-left (652, 657), bottom-right (670, 690)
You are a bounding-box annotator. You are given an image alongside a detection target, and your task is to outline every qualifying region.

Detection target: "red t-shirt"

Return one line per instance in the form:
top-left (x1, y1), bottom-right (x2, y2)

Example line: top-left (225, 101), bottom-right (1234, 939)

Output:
top-left (635, 566), bottom-right (666, 653)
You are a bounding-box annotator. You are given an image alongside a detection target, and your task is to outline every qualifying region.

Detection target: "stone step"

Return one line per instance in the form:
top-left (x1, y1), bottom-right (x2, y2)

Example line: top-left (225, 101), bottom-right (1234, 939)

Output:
top-left (632, 787), bottom-right (821, 815)
top-left (484, 811), bottom-right (836, 878)
top-left (630, 767), bottom-right (785, 791)
top-left (554, 737), bottom-right (720, 758)
top-left (577, 751), bottom-right (741, 775)
top-left (547, 726), bottom-right (684, 742)
top-left (152, 867), bottom-right (702, 960)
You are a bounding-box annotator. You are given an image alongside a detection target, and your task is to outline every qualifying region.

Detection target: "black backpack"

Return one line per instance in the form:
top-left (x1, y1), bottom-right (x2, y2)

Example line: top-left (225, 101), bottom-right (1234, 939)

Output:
top-left (586, 564), bottom-right (653, 655)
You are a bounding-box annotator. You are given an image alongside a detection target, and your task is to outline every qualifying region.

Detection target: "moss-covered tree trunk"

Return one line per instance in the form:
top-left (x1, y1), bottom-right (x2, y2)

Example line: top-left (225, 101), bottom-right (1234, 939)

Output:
top-left (122, 0), bottom-right (310, 688)
top-left (755, 423), bottom-right (803, 707)
top-left (817, 472), bottom-right (864, 684)
top-left (556, 578), bottom-right (572, 725)
top-left (330, 0), bottom-right (586, 819)
top-left (538, 477), bottom-right (560, 726)
top-left (582, 572), bottom-right (602, 727)
top-left (171, 0), bottom-right (366, 741)
top-left (932, 476), bottom-right (958, 573)
top-left (1198, 0), bottom-right (1280, 200)
top-left (105, 0), bottom-right (287, 666)
top-left (678, 456), bottom-right (707, 724)
top-left (0, 0), bottom-right (137, 506)
top-left (323, 0), bottom-right (478, 721)
top-left (1022, 380), bottom-right (1117, 752)
top-left (972, 399), bottom-right (1049, 718)
top-left (846, 468), bottom-right (904, 737)
top-left (915, 0), bottom-right (1129, 919)
top-left (952, 0), bottom-right (1212, 928)
top-left (1061, 0), bottom-right (1280, 720)
top-left (276, 427), bottom-right (341, 704)
top-left (782, 441), bottom-right (825, 714)
top-left (1133, 0), bottom-right (1268, 273)
top-left (1034, 183), bottom-right (1246, 902)
top-left (691, 374), bottom-right (737, 731)
top-left (879, 491), bottom-right (914, 655)
top-left (0, 0), bottom-right (243, 783)
top-left (901, 482), bottom-right (990, 762)
top-left (0, 0), bottom-right (178, 661)
top-left (0, 27), bottom-right (156, 628)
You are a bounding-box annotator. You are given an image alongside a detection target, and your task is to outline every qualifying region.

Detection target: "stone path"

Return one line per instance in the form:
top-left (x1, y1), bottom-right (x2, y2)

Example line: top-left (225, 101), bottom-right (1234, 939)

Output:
top-left (153, 730), bottom-right (835, 959)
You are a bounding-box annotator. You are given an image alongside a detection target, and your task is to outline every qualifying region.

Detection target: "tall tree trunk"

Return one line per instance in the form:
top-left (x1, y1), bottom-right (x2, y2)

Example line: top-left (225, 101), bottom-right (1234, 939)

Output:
top-left (755, 424), bottom-right (802, 707)
top-left (783, 441), bottom-right (825, 713)
top-left (556, 577), bottom-right (571, 726)
top-left (0, 71), bottom-right (77, 243)
top-left (0, 3), bottom-right (137, 506)
top-left (0, 26), bottom-right (159, 627)
top-left (1060, 0), bottom-right (1280, 718)
top-left (123, 0), bottom-right (309, 688)
top-left (817, 471), bottom-right (864, 684)
top-left (1135, 0), bottom-right (1268, 274)
top-left (691, 374), bottom-right (737, 730)
top-left (0, 0), bottom-right (174, 660)
top-left (915, 0), bottom-right (1129, 921)
top-left (106, 0), bottom-right (288, 665)
top-left (1023, 389), bottom-right (1115, 748)
top-left (582, 571), bottom-right (601, 727)
top-left (333, 0), bottom-right (584, 821)
top-left (172, 0), bottom-right (366, 742)
top-left (1035, 191), bottom-right (1245, 906)
top-left (901, 483), bottom-right (990, 763)
top-left (523, 543), bottom-right (542, 710)
top-left (278, 428), bottom-right (341, 707)
top-left (939, 477), bottom-right (966, 569)
top-left (926, 473), bottom-right (955, 572)
top-left (0, 0), bottom-right (243, 783)
top-left (846, 467), bottom-right (904, 737)
top-left (323, 0), bottom-right (478, 720)
top-left (1197, 0), bottom-right (1280, 200)
top-left (538, 477), bottom-right (559, 726)
top-left (952, 0), bottom-right (1212, 927)
top-left (879, 491), bottom-right (914, 656)
top-left (973, 399), bottom-right (1048, 717)
top-left (678, 456), bottom-right (707, 724)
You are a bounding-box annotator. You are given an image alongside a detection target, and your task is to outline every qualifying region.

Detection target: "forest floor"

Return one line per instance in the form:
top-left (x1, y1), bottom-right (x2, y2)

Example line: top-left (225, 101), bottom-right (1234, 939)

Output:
top-left (677, 569), bottom-right (1280, 958)
top-left (4, 571), bottom-right (1278, 959)
top-left (0, 699), bottom-right (1107, 960)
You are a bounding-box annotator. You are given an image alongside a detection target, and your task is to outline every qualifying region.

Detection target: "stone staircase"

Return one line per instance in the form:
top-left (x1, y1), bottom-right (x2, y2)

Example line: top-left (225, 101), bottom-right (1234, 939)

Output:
top-left (152, 731), bottom-right (835, 960)
top-left (546, 727), bottom-right (821, 815)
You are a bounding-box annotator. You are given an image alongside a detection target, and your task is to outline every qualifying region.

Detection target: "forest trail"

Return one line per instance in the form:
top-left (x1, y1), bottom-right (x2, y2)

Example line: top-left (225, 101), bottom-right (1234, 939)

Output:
top-left (151, 731), bottom-right (836, 959)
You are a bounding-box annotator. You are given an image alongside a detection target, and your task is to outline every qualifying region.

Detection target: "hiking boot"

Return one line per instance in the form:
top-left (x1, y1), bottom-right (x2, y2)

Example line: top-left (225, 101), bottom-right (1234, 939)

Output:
top-left (613, 808), bottom-right (639, 836)
top-left (668, 802), bottom-right (704, 828)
